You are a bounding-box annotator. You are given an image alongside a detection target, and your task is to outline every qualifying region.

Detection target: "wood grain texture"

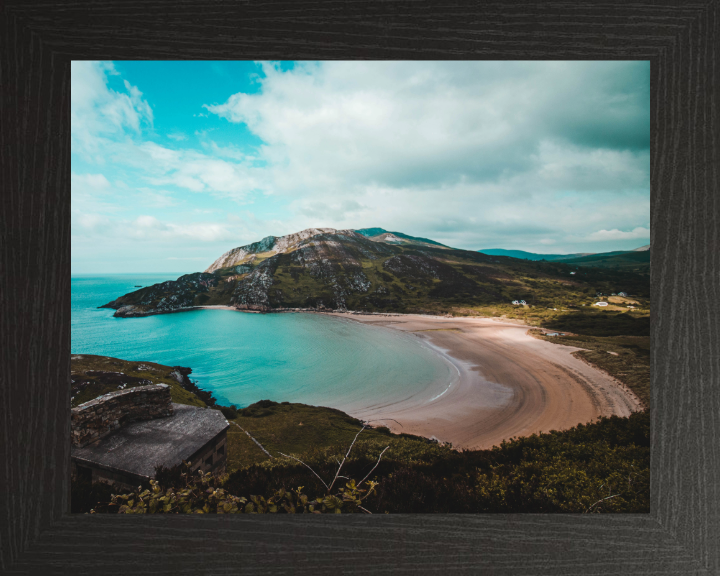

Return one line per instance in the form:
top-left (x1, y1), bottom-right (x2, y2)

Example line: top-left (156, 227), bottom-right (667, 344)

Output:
top-left (1, 1), bottom-right (718, 574)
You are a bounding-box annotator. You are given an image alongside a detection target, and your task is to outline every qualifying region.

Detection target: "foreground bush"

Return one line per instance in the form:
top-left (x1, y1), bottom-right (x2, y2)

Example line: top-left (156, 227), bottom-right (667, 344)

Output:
top-left (77, 411), bottom-right (650, 514)
top-left (97, 464), bottom-right (378, 514)
top-left (224, 411), bottom-right (650, 513)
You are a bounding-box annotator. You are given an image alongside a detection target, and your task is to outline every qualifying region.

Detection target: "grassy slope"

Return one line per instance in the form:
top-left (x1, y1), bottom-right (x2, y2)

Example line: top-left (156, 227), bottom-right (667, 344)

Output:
top-left (107, 237), bottom-right (650, 319)
top-left (528, 332), bottom-right (650, 408)
top-left (560, 250), bottom-right (650, 270)
top-left (71, 355), bottom-right (206, 408)
top-left (72, 351), bottom-right (650, 513)
top-left (265, 246), bottom-right (649, 313)
top-left (224, 400), bottom-right (439, 473)
top-left (221, 407), bottom-right (649, 513)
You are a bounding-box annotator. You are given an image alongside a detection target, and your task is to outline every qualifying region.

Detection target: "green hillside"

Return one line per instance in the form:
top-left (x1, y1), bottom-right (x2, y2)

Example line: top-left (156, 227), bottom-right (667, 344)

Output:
top-left (71, 355), bottom-right (208, 408)
top-left (355, 227), bottom-right (449, 247)
top-left (559, 250), bottom-right (650, 270)
top-left (78, 399), bottom-right (650, 514)
top-left (478, 248), bottom-right (593, 261)
top-left (101, 229), bottom-right (650, 324)
top-left (479, 247), bottom-right (650, 272)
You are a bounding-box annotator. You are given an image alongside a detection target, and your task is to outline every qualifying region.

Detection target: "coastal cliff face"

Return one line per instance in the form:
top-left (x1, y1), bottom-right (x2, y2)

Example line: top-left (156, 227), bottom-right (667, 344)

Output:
top-left (205, 228), bottom-right (341, 273)
top-left (101, 272), bottom-right (219, 317)
top-left (101, 227), bottom-right (651, 317)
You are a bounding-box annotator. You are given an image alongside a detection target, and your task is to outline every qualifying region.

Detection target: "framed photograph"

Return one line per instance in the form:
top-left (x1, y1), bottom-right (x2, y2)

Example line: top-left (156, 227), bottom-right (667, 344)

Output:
top-left (2, 2), bottom-right (718, 574)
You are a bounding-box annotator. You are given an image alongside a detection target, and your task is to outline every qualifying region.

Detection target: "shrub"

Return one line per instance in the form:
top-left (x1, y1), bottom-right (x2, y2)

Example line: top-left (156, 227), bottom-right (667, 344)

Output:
top-left (107, 466), bottom-right (378, 514)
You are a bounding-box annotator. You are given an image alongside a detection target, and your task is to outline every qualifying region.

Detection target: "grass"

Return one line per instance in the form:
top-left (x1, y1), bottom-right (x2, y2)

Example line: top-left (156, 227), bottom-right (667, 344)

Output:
top-left (70, 355), bottom-right (207, 408)
top-left (528, 332), bottom-right (650, 408)
top-left (114, 239), bottom-right (650, 320)
top-left (221, 409), bottom-right (650, 514)
top-left (224, 399), bottom-right (434, 473)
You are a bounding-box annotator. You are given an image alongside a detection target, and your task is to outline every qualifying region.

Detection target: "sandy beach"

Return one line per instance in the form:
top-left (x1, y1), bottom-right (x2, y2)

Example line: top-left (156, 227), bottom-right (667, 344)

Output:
top-left (327, 313), bottom-right (642, 450)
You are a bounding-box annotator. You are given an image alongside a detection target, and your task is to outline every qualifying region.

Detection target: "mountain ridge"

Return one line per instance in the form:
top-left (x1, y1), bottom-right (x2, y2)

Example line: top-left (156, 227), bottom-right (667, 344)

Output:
top-left (101, 227), bottom-right (650, 319)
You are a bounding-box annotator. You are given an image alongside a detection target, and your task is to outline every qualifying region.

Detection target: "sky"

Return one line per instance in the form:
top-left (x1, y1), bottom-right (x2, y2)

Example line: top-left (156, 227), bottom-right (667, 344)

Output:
top-left (71, 60), bottom-right (650, 274)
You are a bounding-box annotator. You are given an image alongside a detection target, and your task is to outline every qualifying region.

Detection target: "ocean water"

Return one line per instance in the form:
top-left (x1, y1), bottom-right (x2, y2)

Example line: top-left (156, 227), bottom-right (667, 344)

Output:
top-left (71, 275), bottom-right (453, 409)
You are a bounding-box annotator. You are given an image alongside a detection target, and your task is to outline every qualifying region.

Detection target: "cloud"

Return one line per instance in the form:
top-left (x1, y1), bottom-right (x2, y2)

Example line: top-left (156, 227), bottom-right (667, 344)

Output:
top-left (71, 172), bottom-right (124, 215)
top-left (127, 216), bottom-right (236, 242)
top-left (73, 173), bottom-right (111, 190)
top-left (76, 213), bottom-right (111, 231)
top-left (71, 61), bottom-right (153, 156)
top-left (71, 61), bottom-right (650, 268)
top-left (201, 61), bottom-right (650, 252)
top-left (585, 227), bottom-right (650, 241)
top-left (206, 61), bottom-right (649, 192)
top-left (73, 212), bottom-right (238, 243)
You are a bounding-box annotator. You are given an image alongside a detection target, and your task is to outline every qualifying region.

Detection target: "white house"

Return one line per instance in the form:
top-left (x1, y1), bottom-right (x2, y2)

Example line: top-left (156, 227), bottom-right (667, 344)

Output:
top-left (618, 291), bottom-right (628, 297)
top-left (595, 302), bottom-right (608, 307)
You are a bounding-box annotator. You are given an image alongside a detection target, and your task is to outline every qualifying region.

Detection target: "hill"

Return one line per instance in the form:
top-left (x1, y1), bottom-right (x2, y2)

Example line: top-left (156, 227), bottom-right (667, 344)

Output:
top-left (478, 248), bottom-right (594, 261)
top-left (70, 354), bottom-right (240, 418)
top-left (101, 227), bottom-right (650, 323)
top-left (77, 396), bottom-right (650, 514)
top-left (558, 250), bottom-right (650, 270)
top-left (354, 227), bottom-right (449, 248)
top-left (72, 350), bottom-right (650, 514)
top-left (479, 246), bottom-right (650, 272)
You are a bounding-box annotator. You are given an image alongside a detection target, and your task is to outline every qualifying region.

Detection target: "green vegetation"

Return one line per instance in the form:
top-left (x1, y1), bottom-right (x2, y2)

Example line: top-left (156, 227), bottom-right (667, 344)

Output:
top-left (71, 355), bottom-right (207, 408)
top-left (76, 229), bottom-right (651, 514)
top-left (102, 232), bottom-right (650, 321)
top-left (529, 331), bottom-right (650, 407)
top-left (80, 405), bottom-right (650, 514)
top-left (559, 250), bottom-right (650, 272)
top-left (107, 473), bottom-right (376, 514)
top-left (224, 400), bottom-right (439, 473)
top-left (222, 401), bottom-right (649, 513)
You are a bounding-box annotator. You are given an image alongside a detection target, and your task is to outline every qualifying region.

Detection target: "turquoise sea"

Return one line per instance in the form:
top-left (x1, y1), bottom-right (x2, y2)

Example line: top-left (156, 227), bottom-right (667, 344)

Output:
top-left (71, 275), bottom-right (452, 409)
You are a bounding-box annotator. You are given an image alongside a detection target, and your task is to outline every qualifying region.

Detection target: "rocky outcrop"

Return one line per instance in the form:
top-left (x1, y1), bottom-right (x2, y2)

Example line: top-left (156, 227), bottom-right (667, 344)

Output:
top-left (231, 255), bottom-right (279, 308)
top-left (71, 384), bottom-right (173, 447)
top-left (205, 228), bottom-right (342, 273)
top-left (101, 272), bottom-right (219, 316)
top-left (383, 254), bottom-right (440, 279)
top-left (169, 366), bottom-right (219, 407)
top-left (102, 226), bottom-right (560, 317)
top-left (235, 303), bottom-right (272, 312)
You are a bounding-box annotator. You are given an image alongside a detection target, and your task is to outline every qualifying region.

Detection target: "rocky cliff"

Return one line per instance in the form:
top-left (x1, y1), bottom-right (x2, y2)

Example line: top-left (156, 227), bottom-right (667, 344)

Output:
top-left (101, 227), bottom-right (651, 317)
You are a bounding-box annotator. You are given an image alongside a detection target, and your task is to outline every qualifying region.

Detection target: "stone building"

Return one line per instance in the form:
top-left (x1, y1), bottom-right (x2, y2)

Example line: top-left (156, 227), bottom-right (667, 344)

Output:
top-left (70, 384), bottom-right (229, 490)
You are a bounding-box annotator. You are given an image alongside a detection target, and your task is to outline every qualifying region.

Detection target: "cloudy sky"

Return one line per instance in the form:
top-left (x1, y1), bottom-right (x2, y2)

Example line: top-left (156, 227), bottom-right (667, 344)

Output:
top-left (71, 60), bottom-right (650, 274)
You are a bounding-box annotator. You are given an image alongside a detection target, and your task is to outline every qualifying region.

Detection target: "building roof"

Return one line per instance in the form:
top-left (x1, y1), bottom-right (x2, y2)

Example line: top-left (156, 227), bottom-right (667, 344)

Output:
top-left (71, 403), bottom-right (229, 479)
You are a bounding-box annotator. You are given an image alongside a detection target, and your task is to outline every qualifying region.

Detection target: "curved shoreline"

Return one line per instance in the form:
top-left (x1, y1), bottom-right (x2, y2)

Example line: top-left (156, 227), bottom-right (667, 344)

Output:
top-left (326, 313), bottom-right (642, 450)
top-left (106, 304), bottom-right (643, 450)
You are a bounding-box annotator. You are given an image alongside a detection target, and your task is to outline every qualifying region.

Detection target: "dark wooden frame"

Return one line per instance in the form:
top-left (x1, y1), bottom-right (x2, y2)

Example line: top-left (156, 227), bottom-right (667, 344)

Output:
top-left (1, 2), bottom-right (718, 574)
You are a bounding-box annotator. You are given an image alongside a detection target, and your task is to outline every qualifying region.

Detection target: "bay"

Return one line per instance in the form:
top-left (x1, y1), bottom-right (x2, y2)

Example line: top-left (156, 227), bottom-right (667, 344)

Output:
top-left (71, 275), bottom-right (453, 409)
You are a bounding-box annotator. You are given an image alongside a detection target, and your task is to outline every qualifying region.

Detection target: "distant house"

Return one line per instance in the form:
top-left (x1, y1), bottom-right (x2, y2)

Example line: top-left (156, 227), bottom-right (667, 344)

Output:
top-left (570, 272), bottom-right (576, 275)
top-left (512, 300), bottom-right (520, 305)
top-left (71, 384), bottom-right (229, 491)
top-left (545, 332), bottom-right (560, 336)
top-left (618, 291), bottom-right (628, 297)
top-left (594, 302), bottom-right (608, 307)
top-left (520, 300), bottom-right (527, 305)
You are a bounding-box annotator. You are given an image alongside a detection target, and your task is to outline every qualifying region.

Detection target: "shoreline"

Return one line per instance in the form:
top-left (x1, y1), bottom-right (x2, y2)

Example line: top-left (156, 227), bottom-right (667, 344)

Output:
top-left (103, 304), bottom-right (643, 450)
top-left (325, 313), bottom-right (643, 450)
